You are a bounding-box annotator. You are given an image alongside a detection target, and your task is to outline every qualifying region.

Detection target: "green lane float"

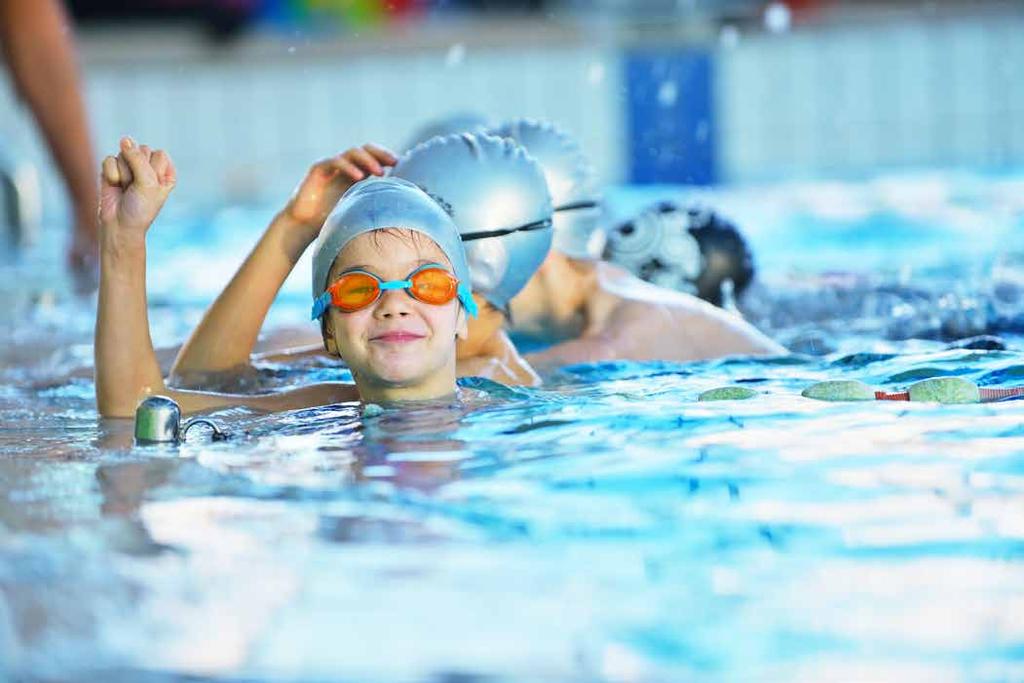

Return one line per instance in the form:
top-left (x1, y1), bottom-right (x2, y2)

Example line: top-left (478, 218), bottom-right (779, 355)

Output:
top-left (698, 376), bottom-right (1016, 405)
top-left (906, 377), bottom-right (981, 404)
top-left (800, 380), bottom-right (875, 402)
top-left (698, 386), bottom-right (759, 402)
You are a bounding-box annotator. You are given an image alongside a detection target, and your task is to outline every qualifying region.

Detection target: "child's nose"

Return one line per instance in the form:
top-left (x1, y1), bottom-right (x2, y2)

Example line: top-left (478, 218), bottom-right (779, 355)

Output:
top-left (374, 287), bottom-right (413, 318)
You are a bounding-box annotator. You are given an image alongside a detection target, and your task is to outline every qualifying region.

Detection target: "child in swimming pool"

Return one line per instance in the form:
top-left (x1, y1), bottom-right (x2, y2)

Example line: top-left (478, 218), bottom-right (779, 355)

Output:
top-left (173, 133), bottom-right (552, 387)
top-left (493, 119), bottom-right (785, 368)
top-left (392, 132), bottom-right (553, 385)
top-left (95, 138), bottom-right (476, 417)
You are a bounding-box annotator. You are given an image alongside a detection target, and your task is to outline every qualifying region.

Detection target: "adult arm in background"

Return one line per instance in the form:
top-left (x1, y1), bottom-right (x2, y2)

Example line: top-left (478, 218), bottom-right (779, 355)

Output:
top-left (0, 0), bottom-right (98, 279)
top-left (95, 137), bottom-right (356, 418)
top-left (169, 144), bottom-right (396, 382)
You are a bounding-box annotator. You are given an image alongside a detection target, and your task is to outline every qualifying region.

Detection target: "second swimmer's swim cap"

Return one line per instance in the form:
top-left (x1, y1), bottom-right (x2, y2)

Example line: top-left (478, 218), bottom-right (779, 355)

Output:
top-left (393, 132), bottom-right (553, 310)
top-left (491, 119), bottom-right (605, 261)
top-left (402, 112), bottom-right (491, 153)
top-left (311, 176), bottom-right (476, 317)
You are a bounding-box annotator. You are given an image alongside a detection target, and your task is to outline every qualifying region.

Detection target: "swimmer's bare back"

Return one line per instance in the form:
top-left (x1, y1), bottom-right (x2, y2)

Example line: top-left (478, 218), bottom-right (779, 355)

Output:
top-left (526, 262), bottom-right (784, 369)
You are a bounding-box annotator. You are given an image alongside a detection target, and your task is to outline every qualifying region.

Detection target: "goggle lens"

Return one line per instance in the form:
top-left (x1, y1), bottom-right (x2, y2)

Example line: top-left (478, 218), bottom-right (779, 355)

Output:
top-left (410, 267), bottom-right (458, 305)
top-left (326, 267), bottom-right (459, 313)
top-left (330, 272), bottom-right (381, 312)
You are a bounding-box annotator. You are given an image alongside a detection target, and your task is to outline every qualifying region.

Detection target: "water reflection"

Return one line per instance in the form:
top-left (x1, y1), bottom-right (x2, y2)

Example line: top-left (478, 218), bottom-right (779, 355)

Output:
top-left (4, 184), bottom-right (1024, 678)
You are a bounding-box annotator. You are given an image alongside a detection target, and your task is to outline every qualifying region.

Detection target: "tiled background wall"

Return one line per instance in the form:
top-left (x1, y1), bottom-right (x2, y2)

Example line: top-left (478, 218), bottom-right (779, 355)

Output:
top-left (716, 12), bottom-right (1024, 181)
top-left (0, 32), bottom-right (624, 212)
top-left (1, 10), bottom-right (1022, 220)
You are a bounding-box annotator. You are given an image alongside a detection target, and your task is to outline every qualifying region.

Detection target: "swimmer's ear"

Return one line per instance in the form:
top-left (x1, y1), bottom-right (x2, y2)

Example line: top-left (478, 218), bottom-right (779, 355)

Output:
top-left (455, 306), bottom-right (469, 341)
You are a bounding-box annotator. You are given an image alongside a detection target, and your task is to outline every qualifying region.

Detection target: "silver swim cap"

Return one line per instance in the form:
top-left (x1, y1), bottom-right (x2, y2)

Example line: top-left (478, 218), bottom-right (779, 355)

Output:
top-left (392, 133), bottom-right (553, 310)
top-left (491, 119), bottom-right (604, 260)
top-left (402, 112), bottom-right (491, 153)
top-left (311, 176), bottom-right (476, 318)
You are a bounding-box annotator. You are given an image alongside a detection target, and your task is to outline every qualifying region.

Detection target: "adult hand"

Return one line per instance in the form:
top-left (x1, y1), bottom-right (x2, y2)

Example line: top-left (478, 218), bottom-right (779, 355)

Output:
top-left (68, 208), bottom-right (99, 293)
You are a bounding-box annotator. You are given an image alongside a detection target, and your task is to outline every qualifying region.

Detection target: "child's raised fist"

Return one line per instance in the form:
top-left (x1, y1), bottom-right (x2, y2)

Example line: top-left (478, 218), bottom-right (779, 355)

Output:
top-left (99, 137), bottom-right (176, 238)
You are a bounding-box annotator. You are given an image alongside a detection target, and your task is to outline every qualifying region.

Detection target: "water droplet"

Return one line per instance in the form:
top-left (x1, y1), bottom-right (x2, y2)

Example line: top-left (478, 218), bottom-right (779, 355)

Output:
top-left (719, 24), bottom-right (740, 48)
top-left (764, 2), bottom-right (792, 33)
top-left (695, 120), bottom-right (709, 142)
top-left (287, 45), bottom-right (296, 54)
top-left (445, 43), bottom-right (466, 67)
top-left (587, 62), bottom-right (606, 85)
top-left (657, 80), bottom-right (678, 108)
top-left (711, 566), bottom-right (743, 595)
top-left (600, 643), bottom-right (648, 682)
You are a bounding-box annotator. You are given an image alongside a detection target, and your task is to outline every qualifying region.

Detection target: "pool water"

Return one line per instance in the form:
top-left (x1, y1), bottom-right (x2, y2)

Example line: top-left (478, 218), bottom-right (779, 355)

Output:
top-left (2, 172), bottom-right (1024, 681)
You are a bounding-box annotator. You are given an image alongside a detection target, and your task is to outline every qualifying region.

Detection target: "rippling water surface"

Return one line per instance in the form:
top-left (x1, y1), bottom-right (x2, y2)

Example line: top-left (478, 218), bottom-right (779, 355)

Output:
top-left (2, 174), bottom-right (1024, 681)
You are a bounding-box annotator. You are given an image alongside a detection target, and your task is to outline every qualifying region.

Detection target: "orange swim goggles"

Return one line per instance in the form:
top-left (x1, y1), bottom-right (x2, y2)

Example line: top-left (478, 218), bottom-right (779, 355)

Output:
top-left (312, 264), bottom-right (478, 319)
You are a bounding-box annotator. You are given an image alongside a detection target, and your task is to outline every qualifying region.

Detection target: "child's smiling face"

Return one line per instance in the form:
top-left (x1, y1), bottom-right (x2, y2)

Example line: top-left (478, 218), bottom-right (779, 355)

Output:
top-left (323, 229), bottom-right (468, 400)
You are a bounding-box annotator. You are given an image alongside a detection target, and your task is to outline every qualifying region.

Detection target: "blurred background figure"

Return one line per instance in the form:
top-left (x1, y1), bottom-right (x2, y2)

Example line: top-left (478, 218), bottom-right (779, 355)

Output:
top-left (0, 0), bottom-right (97, 286)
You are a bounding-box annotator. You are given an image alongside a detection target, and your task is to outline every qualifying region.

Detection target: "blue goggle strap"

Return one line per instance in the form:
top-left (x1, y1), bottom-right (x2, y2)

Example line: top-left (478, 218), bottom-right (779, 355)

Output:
top-left (457, 282), bottom-right (478, 318)
top-left (311, 291), bottom-right (332, 320)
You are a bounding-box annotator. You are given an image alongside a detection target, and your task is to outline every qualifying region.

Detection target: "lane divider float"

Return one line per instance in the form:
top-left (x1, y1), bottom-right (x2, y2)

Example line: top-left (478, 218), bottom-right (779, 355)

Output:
top-left (698, 377), bottom-right (1024, 404)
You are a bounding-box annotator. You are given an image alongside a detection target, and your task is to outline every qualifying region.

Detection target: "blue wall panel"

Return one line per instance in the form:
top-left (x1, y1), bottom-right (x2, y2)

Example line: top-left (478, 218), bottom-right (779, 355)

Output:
top-left (626, 49), bottom-right (716, 185)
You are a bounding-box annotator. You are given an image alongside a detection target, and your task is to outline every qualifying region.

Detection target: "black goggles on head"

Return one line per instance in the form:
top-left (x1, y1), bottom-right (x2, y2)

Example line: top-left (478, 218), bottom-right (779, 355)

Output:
top-left (555, 200), bottom-right (601, 213)
top-left (461, 217), bottom-right (553, 242)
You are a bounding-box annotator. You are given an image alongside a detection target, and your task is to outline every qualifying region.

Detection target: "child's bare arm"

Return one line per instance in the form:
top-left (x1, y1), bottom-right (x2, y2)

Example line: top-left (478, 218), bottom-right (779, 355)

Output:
top-left (162, 381), bottom-right (359, 416)
top-left (457, 330), bottom-right (541, 386)
top-left (252, 343), bottom-right (327, 365)
top-left (170, 144), bottom-right (396, 381)
top-left (94, 137), bottom-right (180, 417)
top-left (525, 297), bottom-right (784, 370)
top-left (524, 335), bottom-right (618, 371)
top-left (93, 138), bottom-right (361, 418)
